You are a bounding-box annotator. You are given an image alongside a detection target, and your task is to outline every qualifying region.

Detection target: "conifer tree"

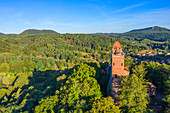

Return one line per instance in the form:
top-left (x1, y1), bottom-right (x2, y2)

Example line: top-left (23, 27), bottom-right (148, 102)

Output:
top-left (118, 73), bottom-right (149, 113)
top-left (90, 97), bottom-right (121, 113)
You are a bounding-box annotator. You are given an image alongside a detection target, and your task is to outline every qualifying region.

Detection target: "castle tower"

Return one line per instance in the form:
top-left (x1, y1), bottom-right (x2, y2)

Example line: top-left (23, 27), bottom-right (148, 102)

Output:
top-left (108, 41), bottom-right (129, 100)
top-left (111, 41), bottom-right (124, 78)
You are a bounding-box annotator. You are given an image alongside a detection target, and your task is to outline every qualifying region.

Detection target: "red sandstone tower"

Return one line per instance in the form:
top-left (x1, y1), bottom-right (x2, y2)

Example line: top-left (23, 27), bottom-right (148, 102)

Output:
top-left (108, 41), bottom-right (129, 100)
top-left (111, 41), bottom-right (129, 77)
top-left (112, 41), bottom-right (124, 77)
top-left (108, 41), bottom-right (155, 100)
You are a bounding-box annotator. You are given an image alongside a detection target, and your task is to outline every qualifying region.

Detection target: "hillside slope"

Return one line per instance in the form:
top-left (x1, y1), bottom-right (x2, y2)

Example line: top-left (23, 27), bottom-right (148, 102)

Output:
top-left (127, 26), bottom-right (170, 33)
top-left (97, 26), bottom-right (170, 41)
top-left (20, 29), bottom-right (58, 35)
top-left (122, 26), bottom-right (170, 41)
top-left (0, 32), bottom-right (5, 35)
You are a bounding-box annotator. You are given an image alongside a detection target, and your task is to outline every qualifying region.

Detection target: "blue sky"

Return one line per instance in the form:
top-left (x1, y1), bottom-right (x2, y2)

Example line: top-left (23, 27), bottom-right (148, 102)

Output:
top-left (0, 0), bottom-right (170, 34)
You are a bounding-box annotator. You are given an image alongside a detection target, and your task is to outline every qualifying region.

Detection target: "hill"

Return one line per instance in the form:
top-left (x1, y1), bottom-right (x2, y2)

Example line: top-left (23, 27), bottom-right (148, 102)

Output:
top-left (122, 26), bottom-right (170, 41)
top-left (126, 26), bottom-right (170, 33)
top-left (97, 26), bottom-right (170, 41)
top-left (20, 29), bottom-right (58, 35)
top-left (0, 32), bottom-right (5, 35)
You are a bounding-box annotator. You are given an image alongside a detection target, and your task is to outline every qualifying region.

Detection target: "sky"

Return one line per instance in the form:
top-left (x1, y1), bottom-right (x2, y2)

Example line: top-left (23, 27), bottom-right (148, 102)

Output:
top-left (0, 0), bottom-right (170, 34)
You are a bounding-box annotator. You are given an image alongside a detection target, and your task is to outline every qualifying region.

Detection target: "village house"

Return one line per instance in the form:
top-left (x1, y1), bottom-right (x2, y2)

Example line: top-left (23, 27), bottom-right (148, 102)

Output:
top-left (142, 53), bottom-right (146, 56)
top-left (158, 52), bottom-right (163, 55)
top-left (148, 51), bottom-right (152, 54)
top-left (166, 52), bottom-right (170, 55)
top-left (154, 51), bottom-right (157, 55)
top-left (147, 52), bottom-right (154, 56)
top-left (102, 59), bottom-right (107, 63)
top-left (137, 53), bottom-right (141, 55)
top-left (126, 53), bottom-right (130, 56)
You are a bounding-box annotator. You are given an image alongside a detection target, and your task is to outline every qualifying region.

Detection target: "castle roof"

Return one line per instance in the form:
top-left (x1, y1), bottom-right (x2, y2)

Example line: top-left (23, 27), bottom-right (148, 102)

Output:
top-left (112, 41), bottom-right (122, 49)
top-left (124, 66), bottom-right (129, 71)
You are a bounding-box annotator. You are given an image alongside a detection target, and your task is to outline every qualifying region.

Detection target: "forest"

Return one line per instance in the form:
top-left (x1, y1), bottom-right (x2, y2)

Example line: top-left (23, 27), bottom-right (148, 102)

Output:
top-left (0, 26), bottom-right (169, 113)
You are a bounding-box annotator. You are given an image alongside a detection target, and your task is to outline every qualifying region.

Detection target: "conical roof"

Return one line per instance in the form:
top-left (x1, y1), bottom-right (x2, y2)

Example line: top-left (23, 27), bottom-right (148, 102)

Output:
top-left (112, 41), bottom-right (122, 48)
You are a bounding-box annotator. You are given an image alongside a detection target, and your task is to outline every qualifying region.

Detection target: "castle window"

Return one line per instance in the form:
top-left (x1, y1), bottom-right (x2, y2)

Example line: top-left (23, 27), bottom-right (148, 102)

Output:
top-left (115, 75), bottom-right (118, 78)
top-left (113, 62), bottom-right (115, 66)
top-left (121, 63), bottom-right (123, 66)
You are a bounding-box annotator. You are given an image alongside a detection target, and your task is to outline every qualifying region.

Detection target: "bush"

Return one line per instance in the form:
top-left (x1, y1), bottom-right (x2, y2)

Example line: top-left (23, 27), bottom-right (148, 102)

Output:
top-left (0, 88), bottom-right (10, 99)
top-left (2, 76), bottom-right (10, 85)
top-left (14, 76), bottom-right (29, 88)
top-left (0, 84), bottom-right (7, 89)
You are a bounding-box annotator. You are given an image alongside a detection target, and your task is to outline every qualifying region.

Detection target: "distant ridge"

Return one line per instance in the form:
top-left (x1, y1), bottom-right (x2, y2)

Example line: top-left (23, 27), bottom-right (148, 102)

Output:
top-left (0, 32), bottom-right (5, 35)
top-left (126, 26), bottom-right (170, 33)
top-left (121, 26), bottom-right (170, 41)
top-left (95, 26), bottom-right (170, 41)
top-left (95, 26), bottom-right (170, 34)
top-left (20, 29), bottom-right (58, 35)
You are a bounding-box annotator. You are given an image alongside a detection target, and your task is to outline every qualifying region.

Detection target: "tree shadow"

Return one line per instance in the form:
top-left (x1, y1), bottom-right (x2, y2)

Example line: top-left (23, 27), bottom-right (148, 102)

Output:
top-left (85, 62), bottom-right (109, 97)
top-left (0, 68), bottom-right (74, 112)
top-left (1, 62), bottom-right (109, 112)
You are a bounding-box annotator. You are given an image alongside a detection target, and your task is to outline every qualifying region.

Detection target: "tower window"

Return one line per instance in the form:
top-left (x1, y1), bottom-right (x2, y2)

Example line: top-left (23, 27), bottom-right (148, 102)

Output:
top-left (113, 63), bottom-right (115, 66)
top-left (121, 63), bottom-right (123, 66)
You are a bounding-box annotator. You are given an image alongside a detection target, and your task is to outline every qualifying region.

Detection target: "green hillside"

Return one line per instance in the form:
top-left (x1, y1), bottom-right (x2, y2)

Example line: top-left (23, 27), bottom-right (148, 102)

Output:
top-left (121, 26), bottom-right (170, 41)
top-left (0, 32), bottom-right (4, 35)
top-left (127, 26), bottom-right (170, 33)
top-left (98, 26), bottom-right (170, 41)
top-left (20, 29), bottom-right (58, 35)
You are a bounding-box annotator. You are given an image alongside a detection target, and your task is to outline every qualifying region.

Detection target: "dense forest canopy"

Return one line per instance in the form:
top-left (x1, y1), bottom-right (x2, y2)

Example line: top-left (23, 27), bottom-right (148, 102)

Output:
top-left (0, 26), bottom-right (169, 113)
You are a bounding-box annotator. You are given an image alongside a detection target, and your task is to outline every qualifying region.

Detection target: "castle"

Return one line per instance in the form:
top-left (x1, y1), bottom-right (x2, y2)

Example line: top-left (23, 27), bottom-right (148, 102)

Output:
top-left (107, 41), bottom-right (129, 101)
top-left (107, 41), bottom-right (156, 101)
top-left (111, 41), bottom-right (129, 76)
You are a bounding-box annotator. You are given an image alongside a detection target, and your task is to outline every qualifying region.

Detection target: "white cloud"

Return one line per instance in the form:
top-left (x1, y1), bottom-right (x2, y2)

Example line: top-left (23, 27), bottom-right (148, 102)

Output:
top-left (89, 8), bottom-right (170, 32)
top-left (111, 2), bottom-right (150, 14)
